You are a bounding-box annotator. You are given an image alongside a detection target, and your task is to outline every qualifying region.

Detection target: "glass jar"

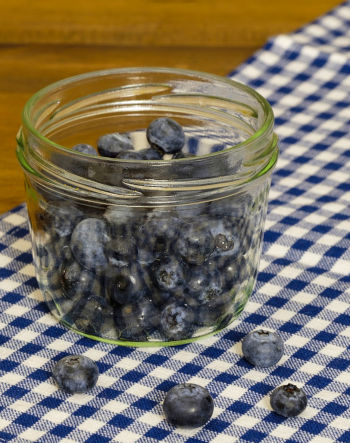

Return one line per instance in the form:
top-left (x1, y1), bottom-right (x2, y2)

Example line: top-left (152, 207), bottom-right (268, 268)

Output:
top-left (17, 68), bottom-right (278, 346)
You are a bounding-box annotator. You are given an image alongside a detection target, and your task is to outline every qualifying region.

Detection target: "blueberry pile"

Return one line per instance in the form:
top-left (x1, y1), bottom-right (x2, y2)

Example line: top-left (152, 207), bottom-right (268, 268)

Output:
top-left (74, 117), bottom-right (187, 160)
top-left (32, 118), bottom-right (267, 343)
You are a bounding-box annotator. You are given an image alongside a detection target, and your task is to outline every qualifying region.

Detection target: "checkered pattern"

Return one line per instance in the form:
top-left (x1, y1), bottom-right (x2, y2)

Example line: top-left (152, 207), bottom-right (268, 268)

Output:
top-left (1, 3), bottom-right (350, 442)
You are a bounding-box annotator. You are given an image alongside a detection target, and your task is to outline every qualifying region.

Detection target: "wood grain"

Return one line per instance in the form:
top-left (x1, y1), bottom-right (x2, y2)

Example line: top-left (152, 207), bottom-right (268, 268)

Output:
top-left (0, 0), bottom-right (342, 213)
top-left (0, 0), bottom-right (341, 47)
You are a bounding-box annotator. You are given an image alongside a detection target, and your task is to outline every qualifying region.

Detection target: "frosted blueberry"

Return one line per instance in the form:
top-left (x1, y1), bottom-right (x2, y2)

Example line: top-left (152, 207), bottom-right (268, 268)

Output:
top-left (138, 147), bottom-right (163, 160)
top-left (114, 297), bottom-right (160, 341)
top-left (242, 329), bottom-right (284, 368)
top-left (106, 263), bottom-right (149, 305)
top-left (163, 383), bottom-right (214, 427)
top-left (160, 302), bottom-right (194, 341)
top-left (97, 133), bottom-right (134, 158)
top-left (52, 355), bottom-right (99, 394)
top-left (153, 256), bottom-right (185, 293)
top-left (70, 218), bottom-right (109, 273)
top-left (38, 201), bottom-right (83, 239)
top-left (175, 223), bottom-right (214, 265)
top-left (146, 117), bottom-right (185, 154)
top-left (270, 384), bottom-right (307, 417)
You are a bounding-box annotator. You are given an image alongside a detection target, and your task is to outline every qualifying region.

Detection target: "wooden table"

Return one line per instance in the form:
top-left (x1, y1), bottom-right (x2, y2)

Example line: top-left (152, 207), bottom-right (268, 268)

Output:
top-left (0, 0), bottom-right (341, 213)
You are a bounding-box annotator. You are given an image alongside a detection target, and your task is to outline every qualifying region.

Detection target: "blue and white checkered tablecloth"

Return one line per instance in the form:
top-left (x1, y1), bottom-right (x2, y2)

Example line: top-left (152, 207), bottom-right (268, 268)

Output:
top-left (1, 2), bottom-right (350, 442)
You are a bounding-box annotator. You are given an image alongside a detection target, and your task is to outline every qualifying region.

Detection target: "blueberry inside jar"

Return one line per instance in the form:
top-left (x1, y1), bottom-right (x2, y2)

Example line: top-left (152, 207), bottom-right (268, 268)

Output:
top-left (17, 68), bottom-right (278, 346)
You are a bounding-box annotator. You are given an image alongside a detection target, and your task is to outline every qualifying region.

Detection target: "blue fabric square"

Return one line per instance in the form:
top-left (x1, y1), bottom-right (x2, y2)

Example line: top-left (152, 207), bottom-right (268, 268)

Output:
top-left (133, 398), bottom-right (157, 411)
top-left (20, 343), bottom-right (43, 355)
top-left (4, 386), bottom-right (28, 399)
top-left (179, 363), bottom-right (202, 375)
top-left (339, 431), bottom-right (350, 442)
top-left (320, 288), bottom-right (342, 299)
top-left (271, 366), bottom-right (296, 378)
top-left (286, 279), bottom-right (308, 291)
top-left (51, 425), bottom-right (74, 437)
top-left (266, 296), bottom-right (288, 308)
top-left (121, 370), bottom-right (144, 383)
top-left (39, 397), bottom-right (63, 409)
top-left (98, 388), bottom-right (122, 399)
top-left (10, 317), bottom-right (33, 328)
top-left (228, 401), bottom-right (252, 414)
top-left (73, 405), bottom-right (96, 418)
top-left (0, 431), bottom-right (15, 441)
top-left (323, 402), bottom-right (347, 416)
top-left (43, 326), bottom-right (66, 338)
top-left (314, 331), bottom-right (336, 342)
top-left (280, 322), bottom-right (303, 334)
top-left (205, 418), bottom-right (230, 432)
top-left (328, 358), bottom-right (350, 371)
top-left (0, 359), bottom-right (19, 371)
top-left (250, 382), bottom-right (273, 395)
top-left (294, 348), bottom-right (316, 360)
top-left (335, 314), bottom-right (350, 326)
top-left (242, 429), bottom-right (268, 442)
top-left (293, 239), bottom-right (313, 250)
top-left (308, 375), bottom-right (331, 389)
top-left (14, 413), bottom-right (39, 427)
top-left (301, 420), bottom-right (327, 435)
top-left (145, 427), bottom-right (171, 440)
top-left (109, 414), bottom-right (133, 428)
top-left (0, 268), bottom-right (15, 278)
top-left (299, 305), bottom-right (322, 317)
top-left (144, 354), bottom-right (168, 366)
top-left (215, 373), bottom-right (239, 384)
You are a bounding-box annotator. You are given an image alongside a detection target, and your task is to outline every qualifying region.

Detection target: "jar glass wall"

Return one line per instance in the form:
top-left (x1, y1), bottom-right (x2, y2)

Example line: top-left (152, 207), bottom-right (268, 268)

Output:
top-left (17, 68), bottom-right (278, 346)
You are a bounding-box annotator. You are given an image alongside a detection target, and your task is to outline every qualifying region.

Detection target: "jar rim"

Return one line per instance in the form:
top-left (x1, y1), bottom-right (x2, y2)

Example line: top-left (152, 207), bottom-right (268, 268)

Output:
top-left (21, 66), bottom-right (274, 164)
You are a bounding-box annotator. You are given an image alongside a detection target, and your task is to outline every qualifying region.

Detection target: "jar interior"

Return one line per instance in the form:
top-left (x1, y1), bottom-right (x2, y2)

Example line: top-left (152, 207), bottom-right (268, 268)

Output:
top-left (44, 107), bottom-right (254, 157)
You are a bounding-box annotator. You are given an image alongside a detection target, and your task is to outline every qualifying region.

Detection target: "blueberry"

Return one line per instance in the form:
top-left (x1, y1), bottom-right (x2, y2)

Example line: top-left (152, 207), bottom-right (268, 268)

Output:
top-left (61, 260), bottom-right (103, 298)
top-left (175, 223), bottom-right (214, 265)
top-left (106, 237), bottom-right (137, 267)
top-left (163, 383), bottom-right (214, 427)
top-left (137, 213), bottom-right (181, 263)
top-left (52, 355), bottom-right (99, 394)
top-left (146, 117), bottom-right (185, 154)
top-left (70, 218), bottom-right (109, 273)
top-left (209, 221), bottom-right (241, 259)
top-left (185, 264), bottom-right (231, 327)
top-left (270, 384), bottom-right (307, 417)
top-left (153, 256), bottom-right (185, 294)
top-left (242, 330), bottom-right (284, 368)
top-left (151, 289), bottom-right (174, 307)
top-left (104, 206), bottom-right (142, 238)
top-left (106, 263), bottom-right (149, 305)
top-left (65, 294), bottom-right (114, 336)
top-left (114, 297), bottom-right (160, 341)
top-left (217, 255), bottom-right (250, 290)
top-left (72, 143), bottom-right (97, 156)
top-left (97, 133), bottom-right (134, 158)
top-left (37, 201), bottom-right (83, 239)
top-left (160, 302), bottom-right (194, 341)
top-left (117, 150), bottom-right (145, 160)
top-left (138, 147), bottom-right (163, 160)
